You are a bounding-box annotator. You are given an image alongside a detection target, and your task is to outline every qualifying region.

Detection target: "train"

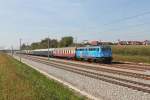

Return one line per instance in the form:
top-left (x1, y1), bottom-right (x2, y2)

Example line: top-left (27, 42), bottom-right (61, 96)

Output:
top-left (20, 45), bottom-right (112, 63)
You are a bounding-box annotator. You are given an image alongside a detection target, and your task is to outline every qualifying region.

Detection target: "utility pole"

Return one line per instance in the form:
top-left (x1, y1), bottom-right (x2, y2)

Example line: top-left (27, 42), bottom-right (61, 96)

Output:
top-left (11, 45), bottom-right (13, 56)
top-left (19, 38), bottom-right (22, 62)
top-left (26, 42), bottom-right (28, 55)
top-left (75, 36), bottom-right (77, 47)
top-left (48, 36), bottom-right (50, 60)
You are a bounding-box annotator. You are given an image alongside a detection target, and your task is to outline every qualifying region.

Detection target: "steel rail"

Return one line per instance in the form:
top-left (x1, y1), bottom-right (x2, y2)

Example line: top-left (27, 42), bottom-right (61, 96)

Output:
top-left (21, 55), bottom-right (150, 94)
top-left (27, 55), bottom-right (150, 80)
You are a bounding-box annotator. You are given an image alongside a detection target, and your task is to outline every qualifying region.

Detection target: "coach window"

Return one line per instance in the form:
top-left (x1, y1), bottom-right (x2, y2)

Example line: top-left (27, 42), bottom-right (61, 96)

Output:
top-left (70, 50), bottom-right (72, 53)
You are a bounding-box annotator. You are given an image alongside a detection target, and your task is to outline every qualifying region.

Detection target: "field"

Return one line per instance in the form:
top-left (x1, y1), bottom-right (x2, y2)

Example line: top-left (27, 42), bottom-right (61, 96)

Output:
top-left (0, 53), bottom-right (85, 100)
top-left (112, 45), bottom-right (150, 64)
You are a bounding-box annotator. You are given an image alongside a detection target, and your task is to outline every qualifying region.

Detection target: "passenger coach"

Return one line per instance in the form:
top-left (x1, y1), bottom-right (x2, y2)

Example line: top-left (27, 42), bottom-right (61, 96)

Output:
top-left (53, 47), bottom-right (76, 59)
top-left (30, 48), bottom-right (54, 57)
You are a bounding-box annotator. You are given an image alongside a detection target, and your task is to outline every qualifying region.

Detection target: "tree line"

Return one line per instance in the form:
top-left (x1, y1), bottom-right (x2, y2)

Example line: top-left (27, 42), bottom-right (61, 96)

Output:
top-left (21, 36), bottom-right (79, 50)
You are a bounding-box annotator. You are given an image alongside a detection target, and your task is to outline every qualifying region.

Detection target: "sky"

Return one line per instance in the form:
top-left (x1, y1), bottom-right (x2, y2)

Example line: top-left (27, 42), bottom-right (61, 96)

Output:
top-left (0, 0), bottom-right (150, 49)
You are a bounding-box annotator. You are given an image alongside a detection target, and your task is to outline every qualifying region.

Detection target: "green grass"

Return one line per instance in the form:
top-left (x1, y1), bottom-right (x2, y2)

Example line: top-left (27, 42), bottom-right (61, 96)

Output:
top-left (112, 45), bottom-right (150, 64)
top-left (113, 54), bottom-right (150, 64)
top-left (0, 53), bottom-right (85, 100)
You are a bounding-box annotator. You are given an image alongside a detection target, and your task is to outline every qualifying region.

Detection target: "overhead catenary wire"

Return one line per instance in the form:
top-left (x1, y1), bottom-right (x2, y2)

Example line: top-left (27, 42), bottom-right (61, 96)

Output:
top-left (103, 11), bottom-right (150, 26)
top-left (95, 10), bottom-right (150, 36)
top-left (99, 21), bottom-right (150, 34)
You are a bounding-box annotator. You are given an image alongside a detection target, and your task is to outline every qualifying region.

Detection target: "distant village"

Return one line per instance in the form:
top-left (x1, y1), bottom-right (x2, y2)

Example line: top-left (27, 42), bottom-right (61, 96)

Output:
top-left (82, 40), bottom-right (150, 46)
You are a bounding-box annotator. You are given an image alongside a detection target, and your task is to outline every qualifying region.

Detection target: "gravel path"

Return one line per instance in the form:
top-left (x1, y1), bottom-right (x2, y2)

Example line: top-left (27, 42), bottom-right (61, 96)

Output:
top-left (13, 55), bottom-right (150, 100)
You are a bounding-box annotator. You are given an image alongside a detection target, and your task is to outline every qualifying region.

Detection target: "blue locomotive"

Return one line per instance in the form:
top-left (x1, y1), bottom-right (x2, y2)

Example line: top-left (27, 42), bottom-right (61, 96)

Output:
top-left (76, 46), bottom-right (112, 63)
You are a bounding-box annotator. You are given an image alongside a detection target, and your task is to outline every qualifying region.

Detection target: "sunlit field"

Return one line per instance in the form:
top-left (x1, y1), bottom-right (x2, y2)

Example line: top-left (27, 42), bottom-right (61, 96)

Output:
top-left (112, 45), bottom-right (150, 64)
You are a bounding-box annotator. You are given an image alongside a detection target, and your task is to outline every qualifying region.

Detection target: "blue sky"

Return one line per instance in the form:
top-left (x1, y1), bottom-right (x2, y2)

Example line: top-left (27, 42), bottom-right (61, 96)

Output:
top-left (0, 0), bottom-right (150, 49)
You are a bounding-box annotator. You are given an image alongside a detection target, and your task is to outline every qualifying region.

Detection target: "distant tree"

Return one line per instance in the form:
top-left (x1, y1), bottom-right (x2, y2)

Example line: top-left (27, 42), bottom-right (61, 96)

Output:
top-left (39, 38), bottom-right (58, 48)
top-left (26, 36), bottom-right (74, 50)
top-left (59, 36), bottom-right (73, 47)
top-left (50, 39), bottom-right (58, 48)
top-left (31, 42), bottom-right (40, 50)
top-left (21, 43), bottom-right (27, 50)
top-left (40, 38), bottom-right (50, 49)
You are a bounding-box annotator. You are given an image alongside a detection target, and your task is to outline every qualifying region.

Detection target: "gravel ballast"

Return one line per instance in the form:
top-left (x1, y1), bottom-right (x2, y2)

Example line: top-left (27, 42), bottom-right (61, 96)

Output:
top-left (13, 55), bottom-right (150, 100)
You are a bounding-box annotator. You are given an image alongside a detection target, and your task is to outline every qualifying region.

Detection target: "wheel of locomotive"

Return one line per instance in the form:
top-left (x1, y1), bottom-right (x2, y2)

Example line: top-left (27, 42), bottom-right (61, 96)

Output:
top-left (95, 59), bottom-right (98, 63)
top-left (87, 59), bottom-right (92, 62)
top-left (93, 59), bottom-right (96, 63)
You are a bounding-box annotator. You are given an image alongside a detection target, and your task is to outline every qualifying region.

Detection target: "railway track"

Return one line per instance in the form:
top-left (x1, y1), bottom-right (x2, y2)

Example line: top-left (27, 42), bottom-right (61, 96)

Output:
top-left (102, 63), bottom-right (150, 71)
top-left (20, 55), bottom-right (150, 94)
top-left (21, 54), bottom-right (150, 71)
top-left (31, 55), bottom-right (150, 72)
top-left (23, 55), bottom-right (150, 80)
top-left (73, 60), bottom-right (150, 71)
top-left (49, 60), bottom-right (150, 80)
top-left (71, 58), bottom-right (150, 71)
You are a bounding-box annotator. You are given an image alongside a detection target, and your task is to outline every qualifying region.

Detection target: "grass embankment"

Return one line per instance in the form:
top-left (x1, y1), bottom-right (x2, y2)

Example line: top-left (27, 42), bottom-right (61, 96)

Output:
top-left (112, 45), bottom-right (150, 64)
top-left (0, 53), bottom-right (85, 100)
